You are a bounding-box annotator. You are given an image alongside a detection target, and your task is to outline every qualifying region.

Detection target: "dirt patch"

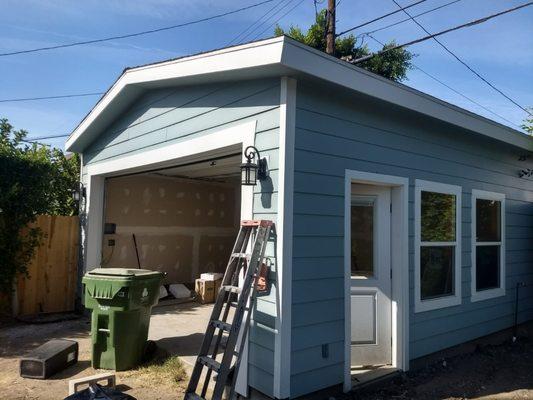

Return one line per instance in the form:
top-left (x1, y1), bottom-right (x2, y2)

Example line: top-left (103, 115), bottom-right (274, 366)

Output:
top-left (0, 317), bottom-right (187, 399)
top-left (347, 337), bottom-right (533, 400)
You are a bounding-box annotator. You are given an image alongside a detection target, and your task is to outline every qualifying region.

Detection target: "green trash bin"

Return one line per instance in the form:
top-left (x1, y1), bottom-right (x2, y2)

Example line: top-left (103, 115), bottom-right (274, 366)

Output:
top-left (82, 268), bottom-right (165, 371)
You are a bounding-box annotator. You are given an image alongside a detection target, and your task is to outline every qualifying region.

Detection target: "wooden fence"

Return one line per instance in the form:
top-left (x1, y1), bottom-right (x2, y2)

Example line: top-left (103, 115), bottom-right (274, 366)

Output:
top-left (14, 215), bottom-right (79, 316)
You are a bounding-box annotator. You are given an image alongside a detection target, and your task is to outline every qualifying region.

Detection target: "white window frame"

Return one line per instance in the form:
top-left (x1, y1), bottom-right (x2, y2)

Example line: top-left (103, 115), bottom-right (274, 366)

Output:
top-left (415, 179), bottom-right (462, 313)
top-left (471, 189), bottom-right (506, 302)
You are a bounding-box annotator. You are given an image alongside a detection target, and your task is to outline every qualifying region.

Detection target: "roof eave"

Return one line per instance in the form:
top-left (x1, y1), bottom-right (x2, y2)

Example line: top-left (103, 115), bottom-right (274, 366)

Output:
top-left (66, 35), bottom-right (532, 153)
top-left (279, 37), bottom-right (532, 152)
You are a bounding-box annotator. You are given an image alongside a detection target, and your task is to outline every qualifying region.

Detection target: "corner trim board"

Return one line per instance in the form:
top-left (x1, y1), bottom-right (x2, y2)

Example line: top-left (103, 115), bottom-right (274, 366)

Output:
top-left (274, 76), bottom-right (297, 399)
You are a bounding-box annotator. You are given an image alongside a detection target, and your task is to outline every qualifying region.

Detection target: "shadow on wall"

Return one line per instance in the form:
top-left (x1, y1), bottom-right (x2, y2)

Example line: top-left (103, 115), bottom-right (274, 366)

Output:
top-left (260, 175), bottom-right (274, 209)
top-left (83, 79), bottom-right (281, 164)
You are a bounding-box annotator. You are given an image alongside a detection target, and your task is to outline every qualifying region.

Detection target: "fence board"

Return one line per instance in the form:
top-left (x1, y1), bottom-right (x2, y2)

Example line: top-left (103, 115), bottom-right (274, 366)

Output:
top-left (16, 215), bottom-right (79, 315)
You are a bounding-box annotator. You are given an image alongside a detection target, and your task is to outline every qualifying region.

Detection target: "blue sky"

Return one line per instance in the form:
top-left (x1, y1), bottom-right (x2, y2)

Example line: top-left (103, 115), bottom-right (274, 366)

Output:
top-left (1, 0), bottom-right (532, 150)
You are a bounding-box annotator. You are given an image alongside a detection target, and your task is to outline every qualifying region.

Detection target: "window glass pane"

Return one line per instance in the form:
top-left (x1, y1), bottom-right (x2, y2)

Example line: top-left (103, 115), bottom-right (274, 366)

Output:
top-left (421, 191), bottom-right (456, 242)
top-left (476, 245), bottom-right (500, 291)
top-left (351, 200), bottom-right (374, 277)
top-left (476, 199), bottom-right (501, 242)
top-left (420, 246), bottom-right (454, 300)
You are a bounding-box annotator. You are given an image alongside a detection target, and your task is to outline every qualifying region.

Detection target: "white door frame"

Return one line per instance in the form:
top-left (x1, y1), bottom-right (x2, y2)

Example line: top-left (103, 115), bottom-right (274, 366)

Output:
top-left (343, 170), bottom-right (409, 392)
top-left (83, 120), bottom-right (257, 395)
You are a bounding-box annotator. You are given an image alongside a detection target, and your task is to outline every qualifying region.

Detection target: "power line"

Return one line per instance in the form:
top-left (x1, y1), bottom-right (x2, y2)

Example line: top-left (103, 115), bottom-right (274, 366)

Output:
top-left (336, 0), bottom-right (428, 37)
top-left (245, 0), bottom-right (302, 43)
top-left (0, 92), bottom-right (103, 103)
top-left (238, 0), bottom-right (295, 44)
top-left (365, 33), bottom-right (521, 129)
top-left (359, 0), bottom-right (463, 38)
top-left (250, 0), bottom-right (308, 41)
top-left (25, 133), bottom-right (70, 140)
top-left (0, 0), bottom-right (275, 57)
top-left (390, 0), bottom-right (531, 116)
top-left (228, 0), bottom-right (288, 45)
top-left (20, 139), bottom-right (52, 146)
top-left (353, 0), bottom-right (533, 112)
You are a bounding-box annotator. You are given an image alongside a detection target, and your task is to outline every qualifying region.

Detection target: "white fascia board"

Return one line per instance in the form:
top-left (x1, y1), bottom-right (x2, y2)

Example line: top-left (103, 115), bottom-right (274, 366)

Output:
top-left (279, 38), bottom-right (532, 152)
top-left (65, 37), bottom-right (285, 152)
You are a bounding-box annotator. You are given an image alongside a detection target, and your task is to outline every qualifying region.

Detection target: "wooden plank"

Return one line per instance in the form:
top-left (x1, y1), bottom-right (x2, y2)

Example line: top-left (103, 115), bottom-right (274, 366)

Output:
top-left (16, 215), bottom-right (79, 315)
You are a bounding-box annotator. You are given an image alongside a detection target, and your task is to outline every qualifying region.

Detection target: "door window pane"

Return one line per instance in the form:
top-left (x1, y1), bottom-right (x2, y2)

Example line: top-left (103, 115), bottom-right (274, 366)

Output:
top-left (476, 245), bottom-right (500, 291)
top-left (351, 200), bottom-right (374, 277)
top-left (421, 191), bottom-right (456, 242)
top-left (476, 199), bottom-right (501, 242)
top-left (420, 246), bottom-right (454, 300)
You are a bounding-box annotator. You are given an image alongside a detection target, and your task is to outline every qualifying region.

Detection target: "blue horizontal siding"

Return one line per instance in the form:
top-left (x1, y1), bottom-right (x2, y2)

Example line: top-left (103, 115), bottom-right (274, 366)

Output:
top-left (291, 363), bottom-right (344, 398)
top-left (290, 81), bottom-right (533, 397)
top-left (291, 340), bottom-right (344, 375)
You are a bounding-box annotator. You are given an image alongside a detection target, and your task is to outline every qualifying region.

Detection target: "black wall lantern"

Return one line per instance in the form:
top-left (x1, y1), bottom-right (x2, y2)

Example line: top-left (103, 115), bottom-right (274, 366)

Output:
top-left (241, 146), bottom-right (267, 186)
top-left (72, 182), bottom-right (86, 202)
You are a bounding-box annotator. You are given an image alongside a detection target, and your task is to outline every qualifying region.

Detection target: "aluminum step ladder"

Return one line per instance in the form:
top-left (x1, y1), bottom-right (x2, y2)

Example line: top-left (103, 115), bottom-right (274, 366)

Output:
top-left (184, 220), bottom-right (273, 400)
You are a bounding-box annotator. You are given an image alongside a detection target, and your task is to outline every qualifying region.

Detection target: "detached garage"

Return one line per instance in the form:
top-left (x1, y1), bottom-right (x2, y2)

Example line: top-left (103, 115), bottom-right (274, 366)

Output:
top-left (67, 36), bottom-right (532, 400)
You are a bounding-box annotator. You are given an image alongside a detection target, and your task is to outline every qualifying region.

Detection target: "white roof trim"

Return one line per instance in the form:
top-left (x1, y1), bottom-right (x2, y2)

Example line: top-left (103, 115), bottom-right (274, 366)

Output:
top-left (66, 36), bottom-right (532, 152)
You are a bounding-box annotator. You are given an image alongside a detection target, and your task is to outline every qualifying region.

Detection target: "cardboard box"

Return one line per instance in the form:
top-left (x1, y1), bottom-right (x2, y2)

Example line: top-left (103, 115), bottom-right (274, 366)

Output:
top-left (195, 279), bottom-right (216, 304)
top-left (200, 272), bottom-right (224, 281)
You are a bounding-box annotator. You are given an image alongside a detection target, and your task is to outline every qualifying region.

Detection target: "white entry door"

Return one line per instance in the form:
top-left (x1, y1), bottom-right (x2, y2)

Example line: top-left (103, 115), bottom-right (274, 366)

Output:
top-left (350, 184), bottom-right (392, 367)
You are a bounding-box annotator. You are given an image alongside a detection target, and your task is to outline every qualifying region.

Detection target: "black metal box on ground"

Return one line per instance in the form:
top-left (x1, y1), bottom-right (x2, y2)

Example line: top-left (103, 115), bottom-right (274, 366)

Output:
top-left (20, 339), bottom-right (78, 379)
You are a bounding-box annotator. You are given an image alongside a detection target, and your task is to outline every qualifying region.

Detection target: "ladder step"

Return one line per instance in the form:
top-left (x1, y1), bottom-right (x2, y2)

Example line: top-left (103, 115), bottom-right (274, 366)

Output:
top-left (211, 319), bottom-right (232, 332)
top-left (198, 356), bottom-right (221, 373)
top-left (185, 393), bottom-right (205, 400)
top-left (231, 252), bottom-right (251, 258)
top-left (222, 285), bottom-right (241, 294)
top-left (241, 220), bottom-right (273, 227)
top-left (229, 301), bottom-right (249, 311)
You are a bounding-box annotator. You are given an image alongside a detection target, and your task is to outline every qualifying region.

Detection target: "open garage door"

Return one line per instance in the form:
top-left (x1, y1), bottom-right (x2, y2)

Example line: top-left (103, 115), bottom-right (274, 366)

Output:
top-left (100, 153), bottom-right (242, 289)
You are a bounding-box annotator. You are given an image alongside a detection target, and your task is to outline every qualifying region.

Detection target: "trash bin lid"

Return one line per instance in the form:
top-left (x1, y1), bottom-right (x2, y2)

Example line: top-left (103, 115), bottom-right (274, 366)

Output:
top-left (87, 268), bottom-right (163, 278)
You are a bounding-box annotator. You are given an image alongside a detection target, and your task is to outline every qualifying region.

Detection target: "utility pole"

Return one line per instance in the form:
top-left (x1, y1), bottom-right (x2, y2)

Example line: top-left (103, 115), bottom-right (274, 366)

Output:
top-left (326, 0), bottom-right (336, 55)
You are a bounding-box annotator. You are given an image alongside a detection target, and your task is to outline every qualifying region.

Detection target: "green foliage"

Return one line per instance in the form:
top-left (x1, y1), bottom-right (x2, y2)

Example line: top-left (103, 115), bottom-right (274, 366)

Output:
top-left (421, 191), bottom-right (456, 242)
top-left (0, 118), bottom-right (80, 294)
top-left (521, 108), bottom-right (533, 135)
top-left (274, 10), bottom-right (413, 82)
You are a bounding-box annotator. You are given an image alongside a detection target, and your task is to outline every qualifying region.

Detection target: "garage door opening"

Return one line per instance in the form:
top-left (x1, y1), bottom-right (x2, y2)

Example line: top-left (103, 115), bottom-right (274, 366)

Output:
top-left (100, 153), bottom-right (242, 299)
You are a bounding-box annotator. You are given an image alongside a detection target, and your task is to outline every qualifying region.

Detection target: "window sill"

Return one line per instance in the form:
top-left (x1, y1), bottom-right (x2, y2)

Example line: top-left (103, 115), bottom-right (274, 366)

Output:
top-left (415, 294), bottom-right (461, 313)
top-left (471, 287), bottom-right (505, 302)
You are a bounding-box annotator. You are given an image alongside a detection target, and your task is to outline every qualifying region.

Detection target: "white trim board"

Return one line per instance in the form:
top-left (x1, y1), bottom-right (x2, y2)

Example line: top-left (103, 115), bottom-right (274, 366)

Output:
top-left (83, 121), bottom-right (256, 396)
top-left (273, 76), bottom-right (296, 399)
top-left (414, 179), bottom-right (462, 313)
top-left (343, 170), bottom-right (409, 393)
top-left (66, 37), bottom-right (531, 153)
top-left (470, 189), bottom-right (506, 303)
